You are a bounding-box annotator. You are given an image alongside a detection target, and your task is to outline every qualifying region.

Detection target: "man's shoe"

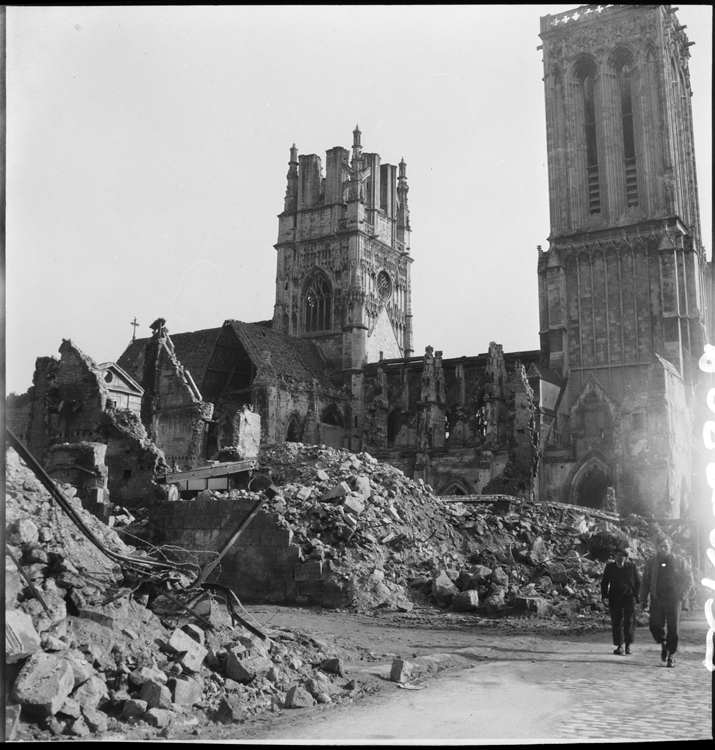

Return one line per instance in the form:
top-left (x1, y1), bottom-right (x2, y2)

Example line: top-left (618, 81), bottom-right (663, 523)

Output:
top-left (625, 645), bottom-right (632, 655)
top-left (660, 643), bottom-right (668, 662)
top-left (613, 645), bottom-right (624, 655)
top-left (666, 655), bottom-right (675, 668)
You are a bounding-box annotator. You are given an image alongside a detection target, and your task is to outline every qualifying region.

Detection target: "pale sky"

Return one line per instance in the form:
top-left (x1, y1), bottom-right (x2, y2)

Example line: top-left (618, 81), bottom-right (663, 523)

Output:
top-left (6, 5), bottom-right (713, 395)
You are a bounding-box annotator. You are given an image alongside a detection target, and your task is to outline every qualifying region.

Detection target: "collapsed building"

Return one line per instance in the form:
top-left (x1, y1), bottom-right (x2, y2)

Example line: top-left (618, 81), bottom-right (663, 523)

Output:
top-left (7, 4), bottom-right (710, 527)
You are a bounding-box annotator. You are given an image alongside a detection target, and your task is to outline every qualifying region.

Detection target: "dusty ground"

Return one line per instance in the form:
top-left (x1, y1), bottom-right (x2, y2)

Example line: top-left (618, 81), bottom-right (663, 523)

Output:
top-left (50, 602), bottom-right (710, 743)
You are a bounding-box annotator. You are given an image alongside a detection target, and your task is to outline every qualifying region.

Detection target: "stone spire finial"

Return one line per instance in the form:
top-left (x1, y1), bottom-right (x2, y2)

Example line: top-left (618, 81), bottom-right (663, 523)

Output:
top-left (352, 125), bottom-right (363, 161)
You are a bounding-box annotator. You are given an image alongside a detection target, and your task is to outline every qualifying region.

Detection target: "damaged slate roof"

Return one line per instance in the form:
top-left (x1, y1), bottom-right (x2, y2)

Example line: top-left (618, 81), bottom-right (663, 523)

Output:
top-left (117, 320), bottom-right (332, 402)
top-left (117, 327), bottom-right (222, 387)
top-left (223, 320), bottom-right (330, 386)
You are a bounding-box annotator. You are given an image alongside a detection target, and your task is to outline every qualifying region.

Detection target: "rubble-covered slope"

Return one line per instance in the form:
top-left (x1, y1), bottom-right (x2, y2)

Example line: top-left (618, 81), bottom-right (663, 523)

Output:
top-left (5, 447), bottom-right (372, 741)
top-left (244, 442), bottom-right (694, 617)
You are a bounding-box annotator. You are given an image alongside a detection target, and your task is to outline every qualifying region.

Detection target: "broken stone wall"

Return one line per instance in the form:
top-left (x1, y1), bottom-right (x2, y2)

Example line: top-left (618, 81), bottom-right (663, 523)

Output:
top-left (5, 391), bottom-right (32, 444)
top-left (250, 362), bottom-right (348, 448)
top-left (360, 344), bottom-right (538, 496)
top-left (44, 442), bottom-right (110, 517)
top-left (140, 324), bottom-right (214, 470)
top-left (150, 499), bottom-right (338, 606)
top-left (10, 340), bottom-right (168, 510)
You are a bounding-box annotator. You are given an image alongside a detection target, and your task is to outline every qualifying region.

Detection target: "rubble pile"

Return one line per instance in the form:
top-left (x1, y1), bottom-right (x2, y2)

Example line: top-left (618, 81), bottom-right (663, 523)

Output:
top-left (440, 500), bottom-right (687, 620)
top-left (4, 447), bottom-right (368, 741)
top-left (200, 443), bottom-right (690, 618)
top-left (257, 442), bottom-right (476, 611)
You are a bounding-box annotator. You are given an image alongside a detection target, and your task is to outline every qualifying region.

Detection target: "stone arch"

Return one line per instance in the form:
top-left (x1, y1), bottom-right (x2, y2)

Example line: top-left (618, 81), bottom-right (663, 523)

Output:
top-left (319, 404), bottom-right (343, 428)
top-left (607, 44), bottom-right (636, 73)
top-left (285, 412), bottom-right (304, 443)
top-left (438, 476), bottom-right (475, 497)
top-left (570, 53), bottom-right (599, 84)
top-left (567, 452), bottom-right (613, 509)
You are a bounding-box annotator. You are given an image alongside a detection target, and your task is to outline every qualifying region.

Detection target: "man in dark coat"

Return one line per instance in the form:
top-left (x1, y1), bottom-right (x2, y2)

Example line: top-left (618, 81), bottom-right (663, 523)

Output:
top-left (601, 548), bottom-right (641, 655)
top-left (639, 534), bottom-right (694, 668)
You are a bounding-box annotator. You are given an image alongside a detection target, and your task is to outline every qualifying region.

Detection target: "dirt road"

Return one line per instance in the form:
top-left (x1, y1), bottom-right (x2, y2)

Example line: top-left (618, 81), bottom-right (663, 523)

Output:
top-left (234, 607), bottom-right (712, 743)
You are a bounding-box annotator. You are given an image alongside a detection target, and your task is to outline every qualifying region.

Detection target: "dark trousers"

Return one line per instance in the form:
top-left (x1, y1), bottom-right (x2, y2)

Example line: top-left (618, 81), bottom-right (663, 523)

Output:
top-left (609, 597), bottom-right (636, 646)
top-left (648, 598), bottom-right (682, 654)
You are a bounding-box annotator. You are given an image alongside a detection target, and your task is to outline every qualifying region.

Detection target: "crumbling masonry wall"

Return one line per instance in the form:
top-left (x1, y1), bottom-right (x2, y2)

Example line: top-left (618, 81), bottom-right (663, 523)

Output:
top-left (150, 499), bottom-right (341, 606)
top-left (140, 322), bottom-right (214, 470)
top-left (361, 343), bottom-right (540, 496)
top-left (7, 339), bottom-right (168, 508)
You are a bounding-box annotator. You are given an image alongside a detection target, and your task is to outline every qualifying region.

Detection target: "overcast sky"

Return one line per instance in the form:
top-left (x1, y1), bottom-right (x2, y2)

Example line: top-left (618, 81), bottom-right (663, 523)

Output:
top-left (6, 5), bottom-right (712, 395)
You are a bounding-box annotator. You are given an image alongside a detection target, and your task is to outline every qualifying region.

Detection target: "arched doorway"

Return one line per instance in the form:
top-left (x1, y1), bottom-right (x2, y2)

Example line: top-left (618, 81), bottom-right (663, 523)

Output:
top-left (569, 454), bottom-right (613, 509)
top-left (286, 414), bottom-right (303, 443)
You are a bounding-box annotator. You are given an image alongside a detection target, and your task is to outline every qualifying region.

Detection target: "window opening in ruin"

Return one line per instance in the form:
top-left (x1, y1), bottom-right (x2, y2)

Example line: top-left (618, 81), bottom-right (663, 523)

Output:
top-left (303, 272), bottom-right (332, 333)
top-left (577, 58), bottom-right (600, 214)
top-left (286, 415), bottom-right (303, 443)
top-left (104, 371), bottom-right (114, 383)
top-left (123, 469), bottom-right (132, 479)
top-left (475, 402), bottom-right (487, 438)
top-left (632, 413), bottom-right (645, 431)
top-left (574, 464), bottom-right (611, 509)
top-left (387, 411), bottom-right (401, 446)
top-left (616, 53), bottom-right (638, 207)
top-left (320, 405), bottom-right (343, 427)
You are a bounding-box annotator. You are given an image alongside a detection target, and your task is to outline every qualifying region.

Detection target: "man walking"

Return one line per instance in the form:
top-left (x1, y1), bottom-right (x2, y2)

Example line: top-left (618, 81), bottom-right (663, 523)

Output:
top-left (601, 548), bottom-right (641, 655)
top-left (639, 535), bottom-right (694, 668)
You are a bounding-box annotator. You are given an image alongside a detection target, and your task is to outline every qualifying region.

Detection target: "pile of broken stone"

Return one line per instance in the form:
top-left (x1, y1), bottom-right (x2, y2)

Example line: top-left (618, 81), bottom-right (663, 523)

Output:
top-left (4, 447), bottom-right (365, 741)
top-left (213, 442), bottom-right (682, 619)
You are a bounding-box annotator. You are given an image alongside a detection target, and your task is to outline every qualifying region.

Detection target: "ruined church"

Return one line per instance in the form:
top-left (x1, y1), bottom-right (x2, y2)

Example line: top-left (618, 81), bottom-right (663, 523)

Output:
top-left (8, 5), bottom-right (709, 522)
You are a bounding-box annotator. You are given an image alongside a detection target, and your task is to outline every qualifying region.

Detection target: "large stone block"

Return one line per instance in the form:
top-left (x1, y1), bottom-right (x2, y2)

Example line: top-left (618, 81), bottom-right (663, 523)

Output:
top-left (389, 657), bottom-right (414, 683)
top-left (140, 679), bottom-right (172, 710)
top-left (82, 706), bottom-right (109, 733)
top-left (145, 708), bottom-right (174, 728)
top-left (169, 676), bottom-right (203, 706)
top-left (342, 494), bottom-right (365, 515)
top-left (321, 482), bottom-right (350, 502)
top-left (431, 570), bottom-right (459, 604)
top-left (166, 628), bottom-right (208, 673)
top-left (353, 475), bottom-right (372, 499)
top-left (6, 608), bottom-right (41, 663)
top-left (216, 694), bottom-right (245, 723)
top-left (71, 675), bottom-right (109, 711)
top-left (225, 654), bottom-right (271, 683)
top-left (485, 589), bottom-right (507, 614)
top-left (545, 562), bottom-right (568, 585)
top-left (452, 590), bottom-right (479, 611)
top-left (284, 685), bottom-right (316, 708)
top-left (294, 560), bottom-right (324, 582)
top-left (12, 652), bottom-right (75, 717)
top-left (122, 698), bottom-right (148, 719)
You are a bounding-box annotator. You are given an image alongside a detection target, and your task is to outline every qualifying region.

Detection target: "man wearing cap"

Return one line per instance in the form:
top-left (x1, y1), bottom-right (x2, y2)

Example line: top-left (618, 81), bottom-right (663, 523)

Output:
top-left (639, 535), bottom-right (694, 668)
top-left (601, 548), bottom-right (641, 655)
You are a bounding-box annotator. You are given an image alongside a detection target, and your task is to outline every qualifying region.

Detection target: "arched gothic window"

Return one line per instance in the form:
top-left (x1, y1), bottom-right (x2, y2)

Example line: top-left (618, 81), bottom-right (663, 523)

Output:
top-left (303, 272), bottom-right (332, 333)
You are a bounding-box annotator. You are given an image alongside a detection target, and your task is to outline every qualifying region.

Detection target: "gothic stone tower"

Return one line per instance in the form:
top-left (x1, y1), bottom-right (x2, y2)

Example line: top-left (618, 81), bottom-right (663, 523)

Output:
top-left (273, 127), bottom-right (414, 381)
top-left (536, 5), bottom-right (708, 517)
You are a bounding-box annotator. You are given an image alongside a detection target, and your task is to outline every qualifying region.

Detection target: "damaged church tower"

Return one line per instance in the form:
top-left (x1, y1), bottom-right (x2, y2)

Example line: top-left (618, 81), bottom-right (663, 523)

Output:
top-left (536, 5), bottom-right (708, 516)
top-left (273, 127), bottom-right (414, 375)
